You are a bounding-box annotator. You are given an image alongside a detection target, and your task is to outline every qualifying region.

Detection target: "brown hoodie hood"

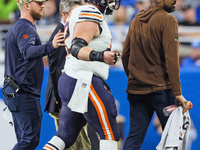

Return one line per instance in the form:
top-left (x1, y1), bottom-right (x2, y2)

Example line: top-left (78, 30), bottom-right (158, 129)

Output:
top-left (135, 6), bottom-right (161, 23)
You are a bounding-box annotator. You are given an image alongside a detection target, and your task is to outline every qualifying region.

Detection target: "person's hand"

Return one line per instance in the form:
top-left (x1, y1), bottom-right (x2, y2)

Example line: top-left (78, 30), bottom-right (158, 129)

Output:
top-left (103, 51), bottom-right (121, 65)
top-left (52, 30), bottom-right (66, 49)
top-left (175, 95), bottom-right (190, 114)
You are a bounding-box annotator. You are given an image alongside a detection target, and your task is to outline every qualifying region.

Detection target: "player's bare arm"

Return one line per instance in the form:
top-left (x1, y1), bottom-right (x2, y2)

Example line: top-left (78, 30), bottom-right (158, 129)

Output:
top-left (72, 21), bottom-right (98, 60)
top-left (72, 21), bottom-right (121, 65)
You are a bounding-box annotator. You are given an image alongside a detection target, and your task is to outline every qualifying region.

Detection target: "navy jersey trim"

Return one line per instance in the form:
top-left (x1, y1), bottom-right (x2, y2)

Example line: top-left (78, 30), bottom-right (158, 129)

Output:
top-left (79, 17), bottom-right (102, 22)
top-left (80, 10), bottom-right (101, 15)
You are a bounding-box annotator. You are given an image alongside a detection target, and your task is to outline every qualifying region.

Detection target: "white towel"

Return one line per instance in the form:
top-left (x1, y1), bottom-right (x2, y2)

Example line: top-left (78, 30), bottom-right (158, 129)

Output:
top-left (68, 70), bottom-right (93, 113)
top-left (156, 106), bottom-right (191, 150)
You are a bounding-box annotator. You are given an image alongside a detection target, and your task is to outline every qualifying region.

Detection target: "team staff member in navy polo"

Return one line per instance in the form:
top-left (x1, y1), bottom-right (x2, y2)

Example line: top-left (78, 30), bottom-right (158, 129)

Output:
top-left (1, 0), bottom-right (65, 149)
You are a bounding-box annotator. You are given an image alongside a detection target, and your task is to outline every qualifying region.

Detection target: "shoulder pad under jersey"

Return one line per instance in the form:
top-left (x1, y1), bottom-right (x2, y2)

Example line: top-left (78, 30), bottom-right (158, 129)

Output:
top-left (76, 5), bottom-right (103, 24)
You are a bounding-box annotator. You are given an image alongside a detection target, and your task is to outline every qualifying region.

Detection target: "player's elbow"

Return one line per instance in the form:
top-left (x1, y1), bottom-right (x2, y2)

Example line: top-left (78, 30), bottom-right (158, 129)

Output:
top-left (71, 37), bottom-right (88, 59)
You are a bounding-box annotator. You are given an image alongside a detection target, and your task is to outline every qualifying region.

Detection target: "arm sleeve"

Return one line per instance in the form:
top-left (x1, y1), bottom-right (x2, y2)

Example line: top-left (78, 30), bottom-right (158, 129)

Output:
top-left (162, 15), bottom-right (182, 96)
top-left (48, 24), bottom-right (66, 106)
top-left (17, 26), bottom-right (54, 60)
top-left (122, 22), bottom-right (131, 77)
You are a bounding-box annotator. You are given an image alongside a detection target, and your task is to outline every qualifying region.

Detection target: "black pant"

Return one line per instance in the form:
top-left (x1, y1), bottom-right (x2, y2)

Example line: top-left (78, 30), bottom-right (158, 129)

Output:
top-left (123, 89), bottom-right (176, 150)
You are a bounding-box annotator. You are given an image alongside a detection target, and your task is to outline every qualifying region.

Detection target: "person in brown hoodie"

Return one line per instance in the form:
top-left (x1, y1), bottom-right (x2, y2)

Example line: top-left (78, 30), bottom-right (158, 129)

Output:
top-left (121, 0), bottom-right (191, 149)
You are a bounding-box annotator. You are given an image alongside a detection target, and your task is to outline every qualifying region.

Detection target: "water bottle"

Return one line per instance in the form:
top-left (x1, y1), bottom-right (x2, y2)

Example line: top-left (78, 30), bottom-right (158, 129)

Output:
top-left (163, 101), bottom-right (193, 117)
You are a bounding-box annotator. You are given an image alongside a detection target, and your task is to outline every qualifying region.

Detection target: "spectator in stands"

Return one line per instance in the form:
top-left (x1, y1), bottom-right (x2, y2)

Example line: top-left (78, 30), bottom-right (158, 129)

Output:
top-left (108, 5), bottom-right (129, 66)
top-left (36, 0), bottom-right (60, 25)
top-left (181, 40), bottom-right (200, 70)
top-left (108, 5), bottom-right (129, 52)
top-left (109, 5), bottom-right (129, 26)
top-left (184, 0), bottom-right (200, 9)
top-left (131, 0), bottom-right (151, 19)
top-left (106, 0), bottom-right (136, 24)
top-left (196, 6), bottom-right (200, 23)
top-left (0, 0), bottom-right (19, 24)
top-left (121, 0), bottom-right (136, 7)
top-left (171, 0), bottom-right (185, 23)
top-left (179, 5), bottom-right (200, 26)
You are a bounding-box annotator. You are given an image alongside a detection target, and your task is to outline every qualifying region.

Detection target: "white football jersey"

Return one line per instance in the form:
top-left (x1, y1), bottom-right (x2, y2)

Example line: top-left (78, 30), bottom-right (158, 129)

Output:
top-left (63, 5), bottom-right (112, 81)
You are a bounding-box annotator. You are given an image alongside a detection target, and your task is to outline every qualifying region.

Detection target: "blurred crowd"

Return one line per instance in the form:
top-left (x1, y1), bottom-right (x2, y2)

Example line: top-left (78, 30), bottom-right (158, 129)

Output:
top-left (1, 0), bottom-right (200, 26)
top-left (0, 0), bottom-right (200, 67)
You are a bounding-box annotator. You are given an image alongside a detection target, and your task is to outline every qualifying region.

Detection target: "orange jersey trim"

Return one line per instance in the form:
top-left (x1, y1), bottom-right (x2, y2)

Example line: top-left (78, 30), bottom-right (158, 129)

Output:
top-left (79, 13), bottom-right (102, 19)
top-left (44, 145), bottom-right (54, 150)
